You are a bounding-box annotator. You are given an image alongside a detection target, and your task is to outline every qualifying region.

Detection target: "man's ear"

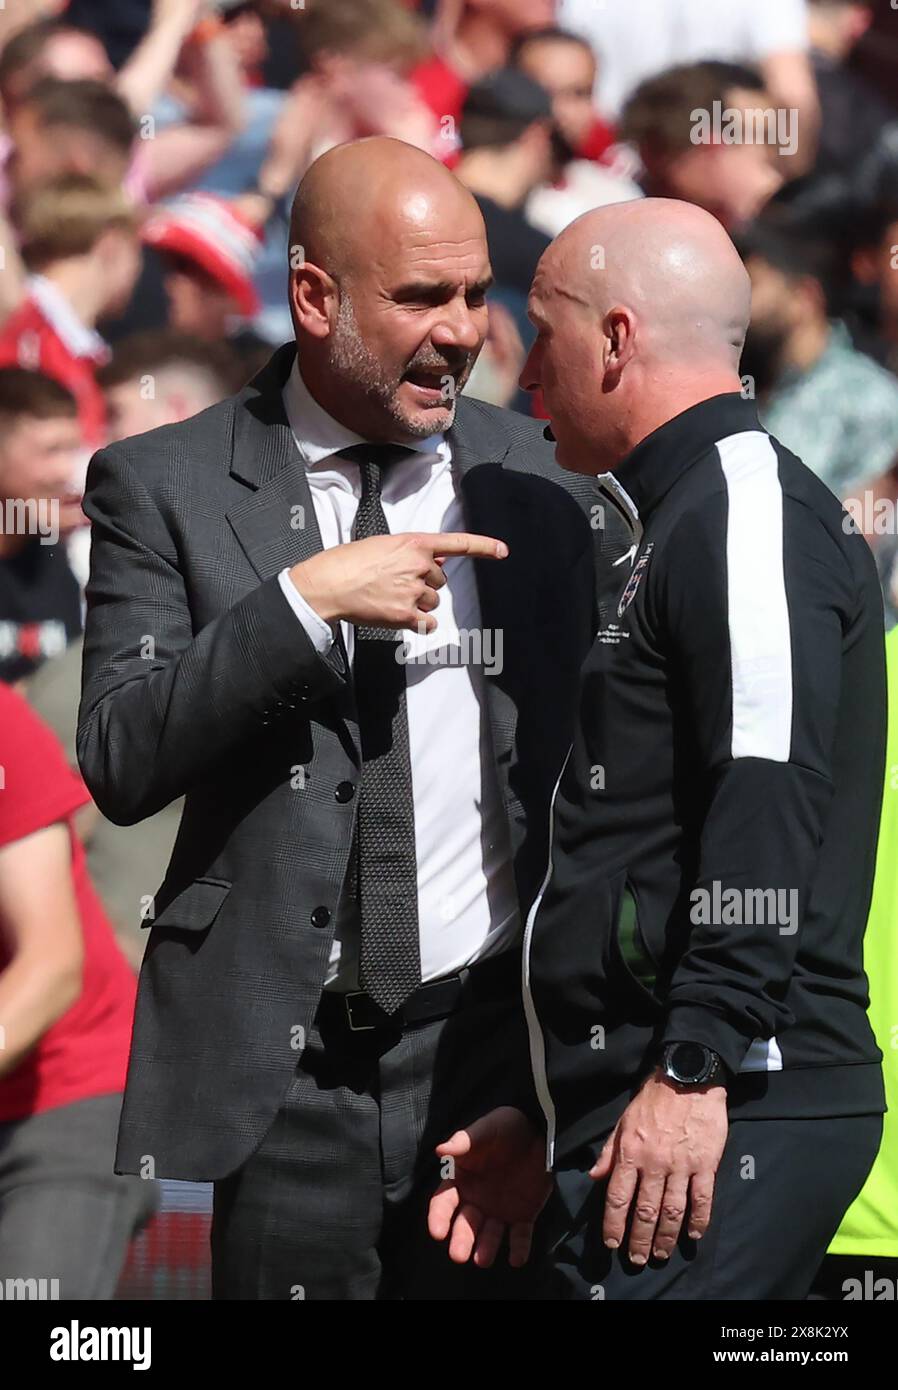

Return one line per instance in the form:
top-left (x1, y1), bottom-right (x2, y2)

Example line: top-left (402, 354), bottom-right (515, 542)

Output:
top-left (290, 262), bottom-right (337, 341)
top-left (602, 306), bottom-right (636, 389)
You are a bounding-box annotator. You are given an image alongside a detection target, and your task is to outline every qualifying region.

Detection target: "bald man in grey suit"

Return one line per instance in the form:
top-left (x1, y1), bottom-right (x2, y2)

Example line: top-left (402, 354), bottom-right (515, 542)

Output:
top-left (77, 138), bottom-right (622, 1299)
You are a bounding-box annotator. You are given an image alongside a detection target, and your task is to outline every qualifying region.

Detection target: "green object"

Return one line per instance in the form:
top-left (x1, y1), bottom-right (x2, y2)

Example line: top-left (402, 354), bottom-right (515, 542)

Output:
top-left (617, 882), bottom-right (657, 995)
top-left (829, 627), bottom-right (898, 1257)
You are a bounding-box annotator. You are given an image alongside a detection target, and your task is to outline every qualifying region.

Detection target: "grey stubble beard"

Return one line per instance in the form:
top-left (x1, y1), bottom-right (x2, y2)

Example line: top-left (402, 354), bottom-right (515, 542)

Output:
top-left (328, 290), bottom-right (465, 438)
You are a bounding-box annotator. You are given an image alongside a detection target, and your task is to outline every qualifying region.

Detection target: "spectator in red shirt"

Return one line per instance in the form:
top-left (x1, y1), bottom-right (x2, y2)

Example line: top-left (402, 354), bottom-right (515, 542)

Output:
top-left (411, 0), bottom-right (556, 134)
top-left (512, 26), bottom-right (614, 163)
top-left (0, 173), bottom-right (142, 448)
top-left (510, 27), bottom-right (642, 239)
top-left (0, 682), bottom-right (157, 1299)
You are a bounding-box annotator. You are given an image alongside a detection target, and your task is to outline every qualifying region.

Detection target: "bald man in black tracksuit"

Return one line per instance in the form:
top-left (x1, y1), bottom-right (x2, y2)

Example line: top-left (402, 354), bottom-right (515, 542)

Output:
top-left (427, 198), bottom-right (886, 1300)
top-left (523, 391), bottom-right (886, 1299)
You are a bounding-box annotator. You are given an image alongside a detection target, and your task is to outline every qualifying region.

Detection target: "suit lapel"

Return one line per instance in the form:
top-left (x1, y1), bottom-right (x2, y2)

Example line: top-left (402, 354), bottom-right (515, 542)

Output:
top-left (227, 343), bottom-right (324, 582)
top-left (225, 343), bottom-right (356, 747)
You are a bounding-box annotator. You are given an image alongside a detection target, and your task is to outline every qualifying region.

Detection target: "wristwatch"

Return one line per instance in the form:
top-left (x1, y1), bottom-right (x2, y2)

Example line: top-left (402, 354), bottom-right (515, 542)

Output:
top-left (661, 1041), bottom-right (728, 1087)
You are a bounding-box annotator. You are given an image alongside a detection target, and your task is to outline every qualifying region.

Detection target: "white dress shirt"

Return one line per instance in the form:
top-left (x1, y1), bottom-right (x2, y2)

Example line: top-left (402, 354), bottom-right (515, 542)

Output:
top-left (277, 358), bottom-right (520, 990)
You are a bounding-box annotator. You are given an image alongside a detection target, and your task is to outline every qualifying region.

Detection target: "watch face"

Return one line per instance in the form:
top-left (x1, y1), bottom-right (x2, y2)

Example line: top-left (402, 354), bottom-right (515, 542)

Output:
top-left (670, 1041), bottom-right (709, 1082)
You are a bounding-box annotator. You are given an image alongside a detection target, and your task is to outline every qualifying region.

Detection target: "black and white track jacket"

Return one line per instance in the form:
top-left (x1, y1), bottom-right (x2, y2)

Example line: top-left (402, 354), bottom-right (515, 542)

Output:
top-left (523, 393), bottom-right (887, 1166)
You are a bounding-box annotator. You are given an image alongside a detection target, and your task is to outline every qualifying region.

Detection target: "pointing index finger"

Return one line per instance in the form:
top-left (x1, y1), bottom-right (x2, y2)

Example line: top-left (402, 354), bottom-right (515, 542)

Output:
top-left (429, 533), bottom-right (509, 560)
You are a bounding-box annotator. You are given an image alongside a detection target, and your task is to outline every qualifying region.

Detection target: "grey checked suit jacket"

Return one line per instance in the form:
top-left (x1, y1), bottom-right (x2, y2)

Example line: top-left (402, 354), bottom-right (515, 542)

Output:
top-left (77, 342), bottom-right (602, 1180)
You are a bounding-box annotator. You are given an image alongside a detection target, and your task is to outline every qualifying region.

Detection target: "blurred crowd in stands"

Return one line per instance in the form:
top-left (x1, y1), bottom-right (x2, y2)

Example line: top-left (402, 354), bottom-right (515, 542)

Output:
top-left (0, 0), bottom-right (897, 1300)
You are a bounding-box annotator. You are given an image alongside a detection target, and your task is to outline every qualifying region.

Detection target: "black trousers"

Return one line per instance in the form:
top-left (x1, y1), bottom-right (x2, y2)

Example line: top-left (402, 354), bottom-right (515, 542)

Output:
top-left (211, 956), bottom-right (549, 1300)
top-left (548, 1113), bottom-right (883, 1300)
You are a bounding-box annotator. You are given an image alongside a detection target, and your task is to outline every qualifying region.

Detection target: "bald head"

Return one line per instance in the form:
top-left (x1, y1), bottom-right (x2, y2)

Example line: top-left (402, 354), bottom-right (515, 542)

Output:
top-left (287, 138), bottom-right (492, 443)
top-left (521, 198), bottom-right (752, 472)
top-left (536, 198), bottom-right (751, 369)
top-left (290, 137), bottom-right (484, 282)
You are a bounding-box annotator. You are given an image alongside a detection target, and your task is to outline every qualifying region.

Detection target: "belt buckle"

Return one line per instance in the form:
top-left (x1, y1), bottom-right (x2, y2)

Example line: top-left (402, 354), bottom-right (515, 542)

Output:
top-left (344, 991), bottom-right (378, 1032)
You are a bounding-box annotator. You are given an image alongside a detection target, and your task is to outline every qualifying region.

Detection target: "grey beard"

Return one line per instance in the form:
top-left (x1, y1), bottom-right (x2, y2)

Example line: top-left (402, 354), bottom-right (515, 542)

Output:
top-left (328, 292), bottom-right (460, 438)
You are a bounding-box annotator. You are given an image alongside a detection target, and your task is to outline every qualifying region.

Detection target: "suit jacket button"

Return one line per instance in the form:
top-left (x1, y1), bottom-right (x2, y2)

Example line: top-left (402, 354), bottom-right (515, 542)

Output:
top-left (310, 906), bottom-right (330, 929)
top-left (334, 781), bottom-right (355, 803)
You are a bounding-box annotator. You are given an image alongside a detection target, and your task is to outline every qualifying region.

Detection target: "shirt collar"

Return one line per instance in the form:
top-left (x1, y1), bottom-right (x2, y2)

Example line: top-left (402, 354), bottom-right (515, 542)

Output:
top-left (281, 354), bottom-right (445, 467)
top-left (27, 275), bottom-right (109, 362)
top-left (613, 392), bottom-right (763, 520)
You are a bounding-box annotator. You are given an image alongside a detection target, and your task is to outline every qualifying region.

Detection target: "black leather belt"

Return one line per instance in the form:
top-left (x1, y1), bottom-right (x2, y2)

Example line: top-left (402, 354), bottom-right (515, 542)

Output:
top-left (316, 948), bottom-right (520, 1033)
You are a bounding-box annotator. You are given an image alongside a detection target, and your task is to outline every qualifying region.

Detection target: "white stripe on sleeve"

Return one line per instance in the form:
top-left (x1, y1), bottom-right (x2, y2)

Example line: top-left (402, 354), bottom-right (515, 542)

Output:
top-left (717, 431), bottom-right (793, 762)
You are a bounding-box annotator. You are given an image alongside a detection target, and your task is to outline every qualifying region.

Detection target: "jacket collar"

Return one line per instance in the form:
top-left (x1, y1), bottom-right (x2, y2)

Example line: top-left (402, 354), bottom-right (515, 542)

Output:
top-left (613, 392), bottom-right (763, 520)
top-left (230, 340), bottom-right (512, 490)
top-left (229, 341), bottom-right (304, 490)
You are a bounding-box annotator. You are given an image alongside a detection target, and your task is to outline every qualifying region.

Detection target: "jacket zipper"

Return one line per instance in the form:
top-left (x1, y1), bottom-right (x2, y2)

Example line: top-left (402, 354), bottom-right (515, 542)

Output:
top-left (521, 486), bottom-right (638, 1169)
top-left (521, 744), bottom-right (571, 1171)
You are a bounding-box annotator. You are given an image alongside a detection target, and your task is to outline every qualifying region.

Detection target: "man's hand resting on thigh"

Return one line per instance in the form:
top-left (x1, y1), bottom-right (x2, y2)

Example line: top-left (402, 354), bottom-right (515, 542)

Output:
top-left (590, 1069), bottom-right (729, 1265)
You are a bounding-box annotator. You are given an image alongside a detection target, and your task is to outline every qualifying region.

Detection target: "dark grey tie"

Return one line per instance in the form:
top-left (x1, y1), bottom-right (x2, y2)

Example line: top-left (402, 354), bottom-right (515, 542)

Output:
top-left (338, 443), bottom-right (421, 1013)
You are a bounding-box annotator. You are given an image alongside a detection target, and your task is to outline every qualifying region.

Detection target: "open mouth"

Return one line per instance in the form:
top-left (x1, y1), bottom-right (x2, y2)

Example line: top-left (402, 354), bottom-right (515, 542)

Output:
top-left (403, 367), bottom-right (457, 402)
